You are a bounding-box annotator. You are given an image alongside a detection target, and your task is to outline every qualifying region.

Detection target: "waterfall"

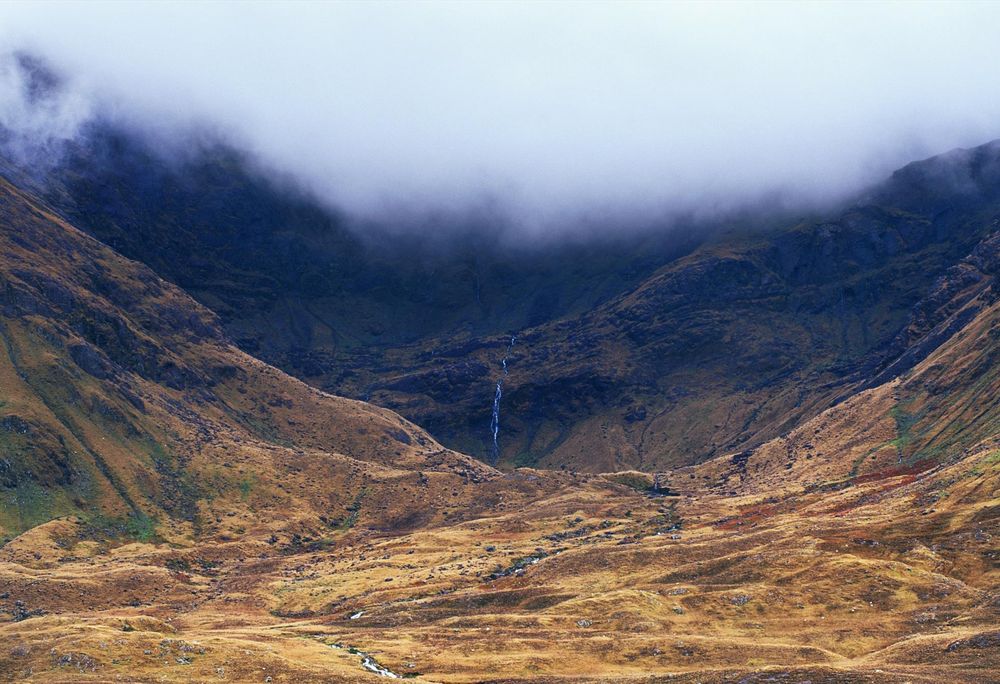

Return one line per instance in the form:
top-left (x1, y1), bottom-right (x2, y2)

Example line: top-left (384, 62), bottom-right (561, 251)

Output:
top-left (489, 334), bottom-right (516, 465)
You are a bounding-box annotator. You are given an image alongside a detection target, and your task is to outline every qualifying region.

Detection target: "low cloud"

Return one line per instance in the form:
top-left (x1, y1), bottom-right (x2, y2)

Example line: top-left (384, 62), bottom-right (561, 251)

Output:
top-left (0, 52), bottom-right (92, 169)
top-left (2, 2), bottom-right (1000, 234)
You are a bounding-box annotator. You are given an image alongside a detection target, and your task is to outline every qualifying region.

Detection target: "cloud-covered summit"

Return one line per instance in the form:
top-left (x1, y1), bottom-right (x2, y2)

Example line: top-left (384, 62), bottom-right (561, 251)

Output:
top-left (0, 51), bottom-right (93, 169)
top-left (2, 2), bottom-right (1000, 233)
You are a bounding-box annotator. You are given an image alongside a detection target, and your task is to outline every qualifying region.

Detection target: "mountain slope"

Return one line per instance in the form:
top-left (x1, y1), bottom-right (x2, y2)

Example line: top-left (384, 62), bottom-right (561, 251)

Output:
top-left (698, 222), bottom-right (1000, 496)
top-left (0, 174), bottom-right (500, 543)
top-left (4, 56), bottom-right (1000, 474)
top-left (0, 138), bottom-right (997, 683)
top-left (361, 143), bottom-right (1000, 470)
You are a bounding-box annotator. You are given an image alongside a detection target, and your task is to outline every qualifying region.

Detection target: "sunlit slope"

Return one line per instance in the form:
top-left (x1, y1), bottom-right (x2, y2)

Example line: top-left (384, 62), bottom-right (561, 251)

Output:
top-left (0, 434), bottom-right (995, 682)
top-left (0, 176), bottom-right (493, 542)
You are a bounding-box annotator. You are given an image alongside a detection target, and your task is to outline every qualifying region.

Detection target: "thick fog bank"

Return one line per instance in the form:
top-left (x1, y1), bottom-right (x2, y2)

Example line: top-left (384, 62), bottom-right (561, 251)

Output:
top-left (3, 2), bottom-right (1000, 237)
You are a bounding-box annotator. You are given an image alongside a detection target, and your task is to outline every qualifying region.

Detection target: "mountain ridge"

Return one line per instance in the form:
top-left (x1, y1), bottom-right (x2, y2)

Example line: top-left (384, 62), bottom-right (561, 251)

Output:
top-left (9, 122), bottom-right (1000, 472)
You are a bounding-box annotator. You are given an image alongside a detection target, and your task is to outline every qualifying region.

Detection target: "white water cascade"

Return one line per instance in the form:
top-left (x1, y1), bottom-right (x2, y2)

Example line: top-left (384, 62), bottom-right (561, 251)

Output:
top-left (489, 334), bottom-right (516, 466)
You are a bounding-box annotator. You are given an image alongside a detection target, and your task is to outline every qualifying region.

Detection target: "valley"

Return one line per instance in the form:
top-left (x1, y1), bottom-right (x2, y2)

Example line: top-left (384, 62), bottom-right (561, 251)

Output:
top-left (0, 50), bottom-right (997, 683)
top-left (0, 138), bottom-right (997, 681)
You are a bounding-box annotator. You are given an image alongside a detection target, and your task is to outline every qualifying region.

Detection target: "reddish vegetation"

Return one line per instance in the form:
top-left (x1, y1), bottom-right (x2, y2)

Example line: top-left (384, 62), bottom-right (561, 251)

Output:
top-left (851, 459), bottom-right (938, 486)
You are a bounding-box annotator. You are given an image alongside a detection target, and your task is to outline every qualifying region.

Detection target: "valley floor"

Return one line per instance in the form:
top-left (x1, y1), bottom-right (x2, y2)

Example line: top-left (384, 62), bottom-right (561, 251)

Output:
top-left (2, 447), bottom-right (997, 683)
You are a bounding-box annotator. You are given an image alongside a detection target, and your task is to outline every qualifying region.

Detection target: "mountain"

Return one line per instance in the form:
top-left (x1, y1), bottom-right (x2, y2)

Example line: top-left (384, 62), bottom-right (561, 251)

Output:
top-left (0, 173), bottom-right (499, 541)
top-left (0, 129), bottom-right (997, 681)
top-left (0, 55), bottom-right (998, 680)
top-left (14, 108), bottom-right (1000, 472)
top-left (0, 165), bottom-right (995, 682)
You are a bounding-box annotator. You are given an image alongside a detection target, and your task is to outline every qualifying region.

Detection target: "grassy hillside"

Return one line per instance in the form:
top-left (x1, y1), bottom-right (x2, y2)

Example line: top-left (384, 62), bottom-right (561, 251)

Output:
top-left (0, 175), bottom-right (496, 544)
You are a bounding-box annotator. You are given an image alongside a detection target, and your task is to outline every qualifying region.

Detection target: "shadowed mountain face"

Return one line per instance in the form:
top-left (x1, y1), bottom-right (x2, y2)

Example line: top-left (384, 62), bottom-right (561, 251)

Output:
top-left (0, 120), bottom-right (714, 458)
top-left (13, 120), bottom-right (1000, 471)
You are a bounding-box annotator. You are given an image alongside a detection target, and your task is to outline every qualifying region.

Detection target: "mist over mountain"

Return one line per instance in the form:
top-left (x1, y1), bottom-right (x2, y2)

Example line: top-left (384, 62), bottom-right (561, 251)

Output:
top-left (4, 39), bottom-right (1000, 469)
top-left (4, 2), bottom-right (1000, 235)
top-left (2, 4), bottom-right (1000, 683)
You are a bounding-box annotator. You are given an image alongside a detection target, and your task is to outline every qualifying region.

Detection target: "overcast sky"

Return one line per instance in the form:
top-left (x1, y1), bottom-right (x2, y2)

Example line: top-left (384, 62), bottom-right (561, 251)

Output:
top-left (3, 1), bottom-right (1000, 231)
